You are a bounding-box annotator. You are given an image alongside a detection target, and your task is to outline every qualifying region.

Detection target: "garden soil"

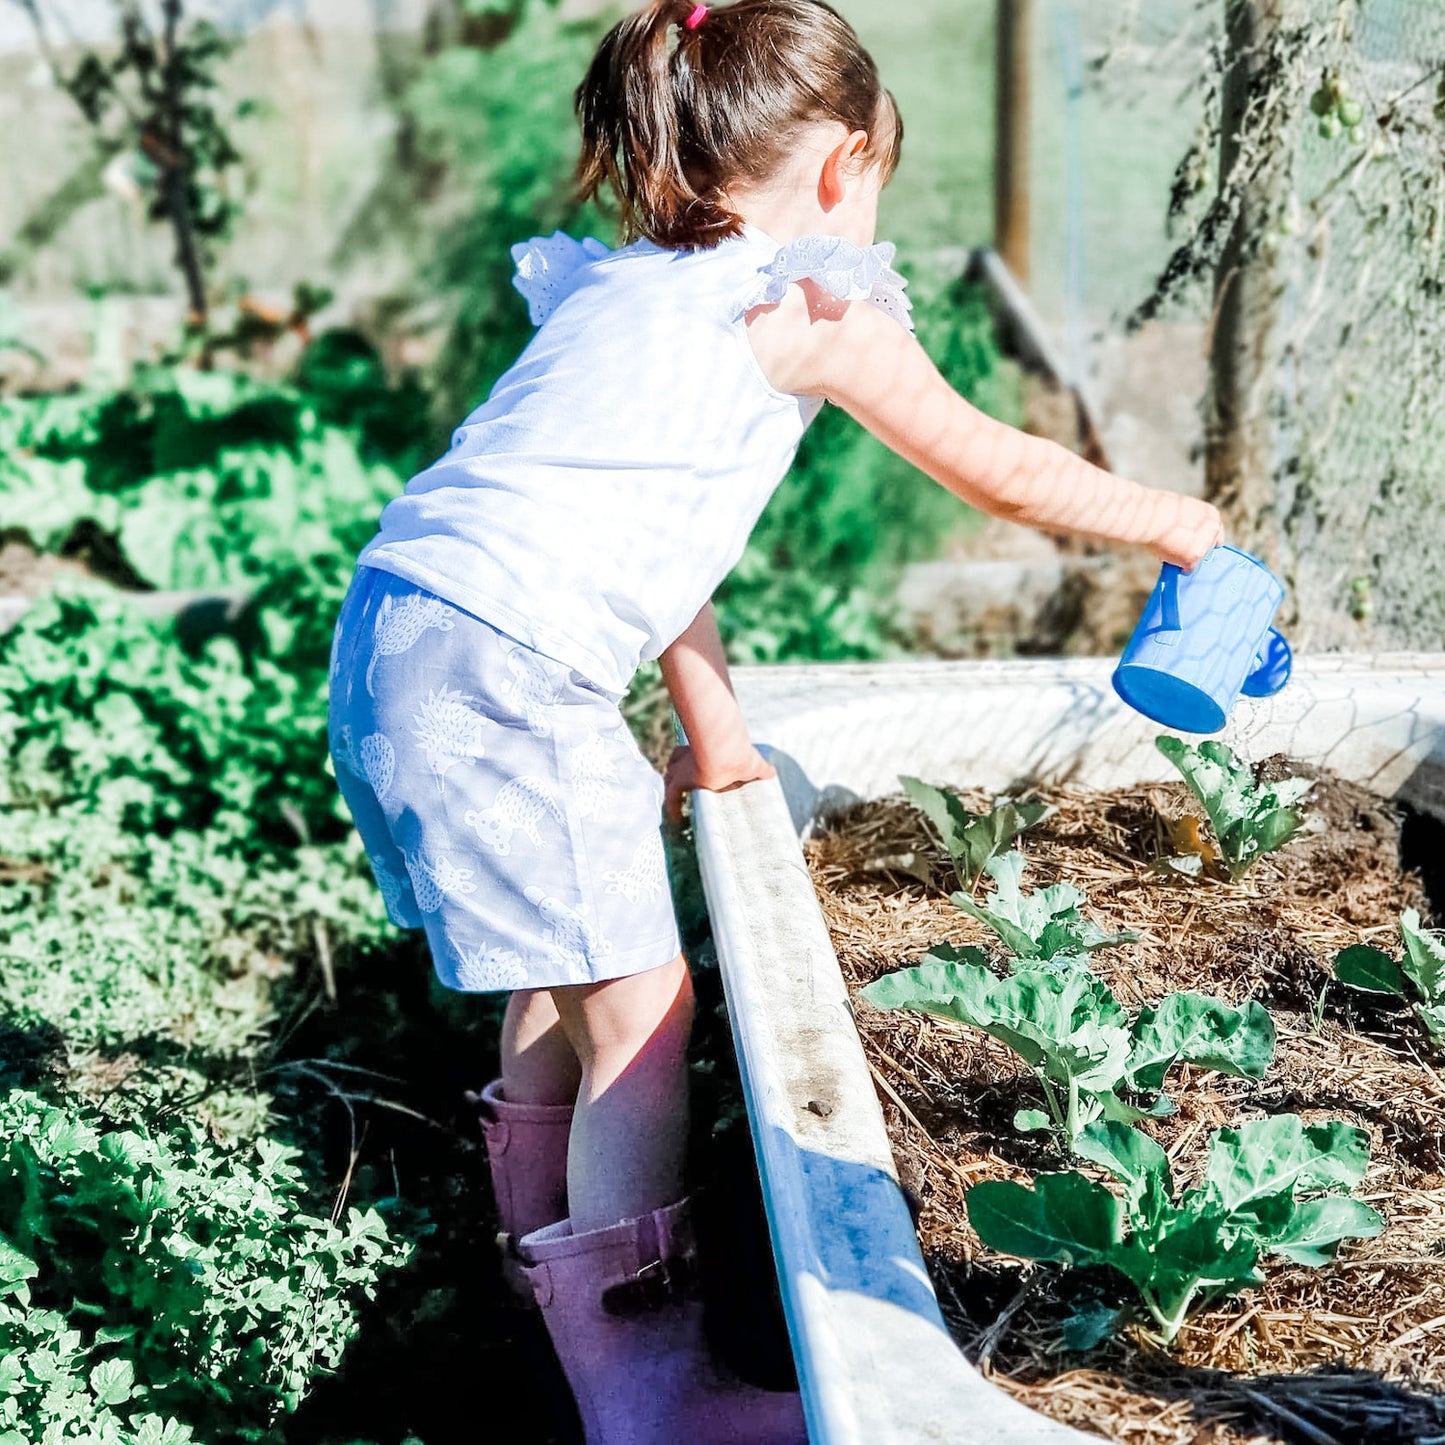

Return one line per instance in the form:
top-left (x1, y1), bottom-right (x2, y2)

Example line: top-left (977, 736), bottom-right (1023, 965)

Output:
top-left (806, 768), bottom-right (1445, 1445)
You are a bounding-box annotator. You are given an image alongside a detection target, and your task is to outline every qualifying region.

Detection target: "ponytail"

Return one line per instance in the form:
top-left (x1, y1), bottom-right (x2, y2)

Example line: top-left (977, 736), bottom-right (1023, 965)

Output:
top-left (575, 0), bottom-right (900, 251)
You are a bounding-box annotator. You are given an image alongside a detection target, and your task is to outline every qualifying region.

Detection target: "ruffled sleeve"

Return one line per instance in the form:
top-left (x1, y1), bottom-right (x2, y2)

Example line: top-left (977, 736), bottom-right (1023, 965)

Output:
top-left (735, 235), bottom-right (914, 333)
top-left (511, 232), bottom-right (613, 326)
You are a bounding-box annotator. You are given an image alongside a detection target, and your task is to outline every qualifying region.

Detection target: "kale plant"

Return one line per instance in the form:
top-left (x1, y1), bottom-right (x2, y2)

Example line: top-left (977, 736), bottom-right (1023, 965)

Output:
top-left (1156, 736), bottom-right (1312, 880)
top-left (1334, 908), bottom-right (1445, 1045)
top-left (951, 850), bottom-right (1136, 968)
top-left (899, 776), bottom-right (1050, 891)
top-left (968, 1116), bottom-right (1383, 1344)
top-left (860, 953), bottom-right (1274, 1146)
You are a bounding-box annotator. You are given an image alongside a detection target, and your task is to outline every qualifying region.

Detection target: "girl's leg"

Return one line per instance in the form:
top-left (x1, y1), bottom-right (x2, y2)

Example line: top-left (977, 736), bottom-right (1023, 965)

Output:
top-left (501, 987), bottom-right (583, 1106)
top-left (549, 953), bottom-right (694, 1232)
top-left (484, 991), bottom-right (581, 1278)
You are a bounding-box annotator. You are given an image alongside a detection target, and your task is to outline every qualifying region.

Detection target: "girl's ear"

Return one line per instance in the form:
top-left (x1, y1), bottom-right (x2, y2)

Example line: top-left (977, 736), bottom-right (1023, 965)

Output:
top-left (818, 128), bottom-right (871, 210)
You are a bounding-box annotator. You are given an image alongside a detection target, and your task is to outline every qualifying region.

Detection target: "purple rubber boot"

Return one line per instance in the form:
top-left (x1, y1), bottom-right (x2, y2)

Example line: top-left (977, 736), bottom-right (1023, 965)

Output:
top-left (517, 1197), bottom-right (808, 1444)
top-left (477, 1077), bottom-right (574, 1300)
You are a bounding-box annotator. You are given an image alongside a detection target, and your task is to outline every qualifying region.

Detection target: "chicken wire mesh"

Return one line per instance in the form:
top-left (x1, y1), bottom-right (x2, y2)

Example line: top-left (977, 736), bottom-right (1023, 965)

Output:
top-left (1024, 0), bottom-right (1445, 651)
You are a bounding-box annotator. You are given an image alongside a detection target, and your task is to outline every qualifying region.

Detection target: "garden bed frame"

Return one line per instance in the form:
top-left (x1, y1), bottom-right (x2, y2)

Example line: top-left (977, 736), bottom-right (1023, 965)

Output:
top-left (693, 654), bottom-right (1445, 1445)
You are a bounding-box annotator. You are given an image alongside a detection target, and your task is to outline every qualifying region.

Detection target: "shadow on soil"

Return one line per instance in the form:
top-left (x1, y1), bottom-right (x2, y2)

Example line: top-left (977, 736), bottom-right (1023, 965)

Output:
top-left (935, 1259), bottom-right (1445, 1445)
top-left (278, 911), bottom-right (793, 1444)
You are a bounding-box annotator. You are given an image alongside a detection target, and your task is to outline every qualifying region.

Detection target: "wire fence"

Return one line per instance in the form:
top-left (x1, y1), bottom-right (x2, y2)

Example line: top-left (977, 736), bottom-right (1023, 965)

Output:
top-left (1026, 0), bottom-right (1445, 651)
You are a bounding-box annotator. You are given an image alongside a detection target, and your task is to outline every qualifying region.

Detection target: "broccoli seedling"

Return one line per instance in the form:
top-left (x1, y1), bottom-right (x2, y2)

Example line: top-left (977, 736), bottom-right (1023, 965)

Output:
top-left (1156, 737), bottom-right (1312, 880)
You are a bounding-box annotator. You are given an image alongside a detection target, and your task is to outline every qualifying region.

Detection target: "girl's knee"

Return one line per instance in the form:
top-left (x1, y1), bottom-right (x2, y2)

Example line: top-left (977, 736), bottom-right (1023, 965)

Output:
top-left (553, 953), bottom-right (693, 1065)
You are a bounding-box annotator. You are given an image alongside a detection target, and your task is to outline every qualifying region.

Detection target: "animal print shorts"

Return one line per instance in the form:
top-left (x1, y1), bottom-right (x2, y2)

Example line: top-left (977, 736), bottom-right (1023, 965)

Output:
top-left (326, 564), bottom-right (682, 992)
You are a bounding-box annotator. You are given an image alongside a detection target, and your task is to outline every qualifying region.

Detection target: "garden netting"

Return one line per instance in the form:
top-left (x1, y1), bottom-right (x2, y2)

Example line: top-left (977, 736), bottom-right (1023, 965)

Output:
top-left (1028, 0), bottom-right (1445, 650)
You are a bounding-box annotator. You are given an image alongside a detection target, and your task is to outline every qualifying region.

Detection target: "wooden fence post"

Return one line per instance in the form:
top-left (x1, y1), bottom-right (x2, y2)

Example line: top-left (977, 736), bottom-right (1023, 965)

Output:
top-left (1207, 0), bottom-right (1297, 566)
top-left (995, 0), bottom-right (1033, 284)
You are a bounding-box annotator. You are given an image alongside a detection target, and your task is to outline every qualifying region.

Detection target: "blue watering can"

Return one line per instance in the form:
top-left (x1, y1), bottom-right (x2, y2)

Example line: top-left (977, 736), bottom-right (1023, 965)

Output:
top-left (1111, 545), bottom-right (1292, 734)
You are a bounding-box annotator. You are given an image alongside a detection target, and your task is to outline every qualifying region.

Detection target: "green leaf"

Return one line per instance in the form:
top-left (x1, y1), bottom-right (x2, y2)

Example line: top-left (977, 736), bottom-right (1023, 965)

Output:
top-left (1098, 1090), bottom-right (1175, 1127)
top-left (1126, 993), bottom-right (1276, 1093)
top-left (1334, 944), bottom-right (1408, 996)
top-left (1014, 1108), bottom-right (1053, 1133)
top-left (0, 1238), bottom-right (37, 1302)
top-left (899, 774), bottom-right (982, 879)
top-left (866, 957), bottom-right (1129, 1077)
top-left (132, 1417), bottom-right (197, 1445)
top-left (1114, 1212), bottom-right (1264, 1340)
top-left (89, 1358), bottom-right (135, 1406)
top-left (1152, 852), bottom-right (1205, 878)
top-left (1400, 908), bottom-right (1445, 1004)
top-left (899, 777), bottom-right (1048, 888)
top-left (920, 941), bottom-right (994, 971)
top-left (967, 1173), bottom-right (1122, 1266)
top-left (951, 851), bottom-right (1135, 964)
top-left (1416, 1002), bottom-right (1445, 1044)
top-left (1076, 1120), bottom-right (1172, 1210)
top-left (0, 1355), bottom-right (23, 1397)
top-left (1268, 1196), bottom-right (1385, 1266)
top-left (862, 957), bottom-right (1135, 1142)
top-left (974, 1110), bottom-right (1381, 1345)
top-left (1060, 1299), bottom-right (1125, 1351)
top-left (1201, 1116), bottom-right (1372, 1221)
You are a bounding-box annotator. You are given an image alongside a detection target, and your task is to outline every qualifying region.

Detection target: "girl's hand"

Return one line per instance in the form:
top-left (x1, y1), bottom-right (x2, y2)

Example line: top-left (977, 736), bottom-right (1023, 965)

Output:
top-left (663, 743), bottom-right (776, 825)
top-left (1152, 495), bottom-right (1226, 572)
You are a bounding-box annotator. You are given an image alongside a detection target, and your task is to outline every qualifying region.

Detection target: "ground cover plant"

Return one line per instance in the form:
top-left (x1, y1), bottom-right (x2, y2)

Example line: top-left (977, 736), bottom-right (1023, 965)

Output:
top-left (0, 295), bottom-right (1018, 1445)
top-left (0, 1096), bottom-right (407, 1445)
top-left (0, 562), bottom-right (417, 1442)
top-left (0, 0), bottom-right (1028, 1435)
top-left (0, 274), bottom-right (1019, 1445)
top-left (0, 353), bottom-right (471, 1441)
top-left (807, 768), bottom-right (1445, 1444)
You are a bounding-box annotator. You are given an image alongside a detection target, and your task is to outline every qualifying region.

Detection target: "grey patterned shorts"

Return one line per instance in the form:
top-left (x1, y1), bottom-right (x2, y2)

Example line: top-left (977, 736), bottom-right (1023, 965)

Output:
top-left (327, 565), bottom-right (682, 992)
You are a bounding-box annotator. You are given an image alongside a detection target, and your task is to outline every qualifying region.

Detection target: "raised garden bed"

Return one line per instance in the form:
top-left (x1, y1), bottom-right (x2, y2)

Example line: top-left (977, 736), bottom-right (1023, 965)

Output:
top-left (812, 769), bottom-right (1443, 1443)
top-left (693, 656), bottom-right (1445, 1445)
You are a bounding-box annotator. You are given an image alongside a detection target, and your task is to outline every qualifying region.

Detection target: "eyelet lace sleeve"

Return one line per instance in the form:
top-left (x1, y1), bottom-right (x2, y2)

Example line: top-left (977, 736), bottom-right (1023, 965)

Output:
top-left (511, 232), bottom-right (613, 326)
top-left (736, 235), bottom-right (914, 332)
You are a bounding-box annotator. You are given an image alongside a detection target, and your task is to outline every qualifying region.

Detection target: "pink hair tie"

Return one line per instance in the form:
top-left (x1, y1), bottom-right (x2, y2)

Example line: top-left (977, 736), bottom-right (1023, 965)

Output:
top-left (684, 3), bottom-right (708, 29)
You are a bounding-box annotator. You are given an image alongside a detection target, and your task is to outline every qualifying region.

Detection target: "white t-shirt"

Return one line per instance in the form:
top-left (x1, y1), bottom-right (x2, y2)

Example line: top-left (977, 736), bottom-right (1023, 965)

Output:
top-left (356, 223), bottom-right (913, 696)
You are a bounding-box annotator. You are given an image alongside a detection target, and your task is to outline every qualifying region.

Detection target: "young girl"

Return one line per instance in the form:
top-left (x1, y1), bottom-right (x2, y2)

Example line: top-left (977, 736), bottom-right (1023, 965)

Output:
top-left (328, 0), bottom-right (1223, 1439)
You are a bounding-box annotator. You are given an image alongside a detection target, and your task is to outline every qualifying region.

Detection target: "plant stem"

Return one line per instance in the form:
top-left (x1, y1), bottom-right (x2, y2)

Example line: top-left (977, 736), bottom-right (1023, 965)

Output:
top-left (1038, 1073), bottom-right (1067, 1136)
top-left (158, 0), bottom-right (209, 327)
top-left (1141, 1287), bottom-right (1193, 1344)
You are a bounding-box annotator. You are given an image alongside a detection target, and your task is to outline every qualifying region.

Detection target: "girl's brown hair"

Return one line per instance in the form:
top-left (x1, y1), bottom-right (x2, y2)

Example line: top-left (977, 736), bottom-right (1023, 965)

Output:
top-left (575, 0), bottom-right (901, 250)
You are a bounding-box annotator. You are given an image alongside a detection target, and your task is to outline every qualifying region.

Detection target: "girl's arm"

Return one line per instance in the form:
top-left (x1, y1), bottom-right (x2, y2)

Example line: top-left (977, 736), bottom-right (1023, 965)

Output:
top-left (747, 283), bottom-right (1223, 568)
top-left (657, 599), bottom-right (775, 823)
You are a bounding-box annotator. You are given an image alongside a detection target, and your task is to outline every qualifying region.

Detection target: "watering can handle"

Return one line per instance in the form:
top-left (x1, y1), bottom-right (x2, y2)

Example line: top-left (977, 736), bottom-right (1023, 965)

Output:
top-left (1159, 565), bottom-right (1183, 634)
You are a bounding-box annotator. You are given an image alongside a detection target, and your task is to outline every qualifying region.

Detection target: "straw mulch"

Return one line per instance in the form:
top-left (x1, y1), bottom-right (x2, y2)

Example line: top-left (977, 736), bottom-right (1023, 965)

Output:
top-left (805, 766), bottom-right (1445, 1445)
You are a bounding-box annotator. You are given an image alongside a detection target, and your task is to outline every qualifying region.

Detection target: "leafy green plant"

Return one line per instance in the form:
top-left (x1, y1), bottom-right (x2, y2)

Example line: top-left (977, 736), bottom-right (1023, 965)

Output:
top-left (0, 1093), bottom-right (411, 1444)
top-left (1333, 908), bottom-right (1445, 1045)
top-left (1, 367), bottom-right (402, 595)
top-left (1156, 736), bottom-right (1312, 880)
top-left (967, 1115), bottom-right (1383, 1344)
top-left (899, 776), bottom-right (1049, 891)
top-left (950, 850), bottom-right (1136, 967)
top-left (860, 953), bottom-right (1274, 1145)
